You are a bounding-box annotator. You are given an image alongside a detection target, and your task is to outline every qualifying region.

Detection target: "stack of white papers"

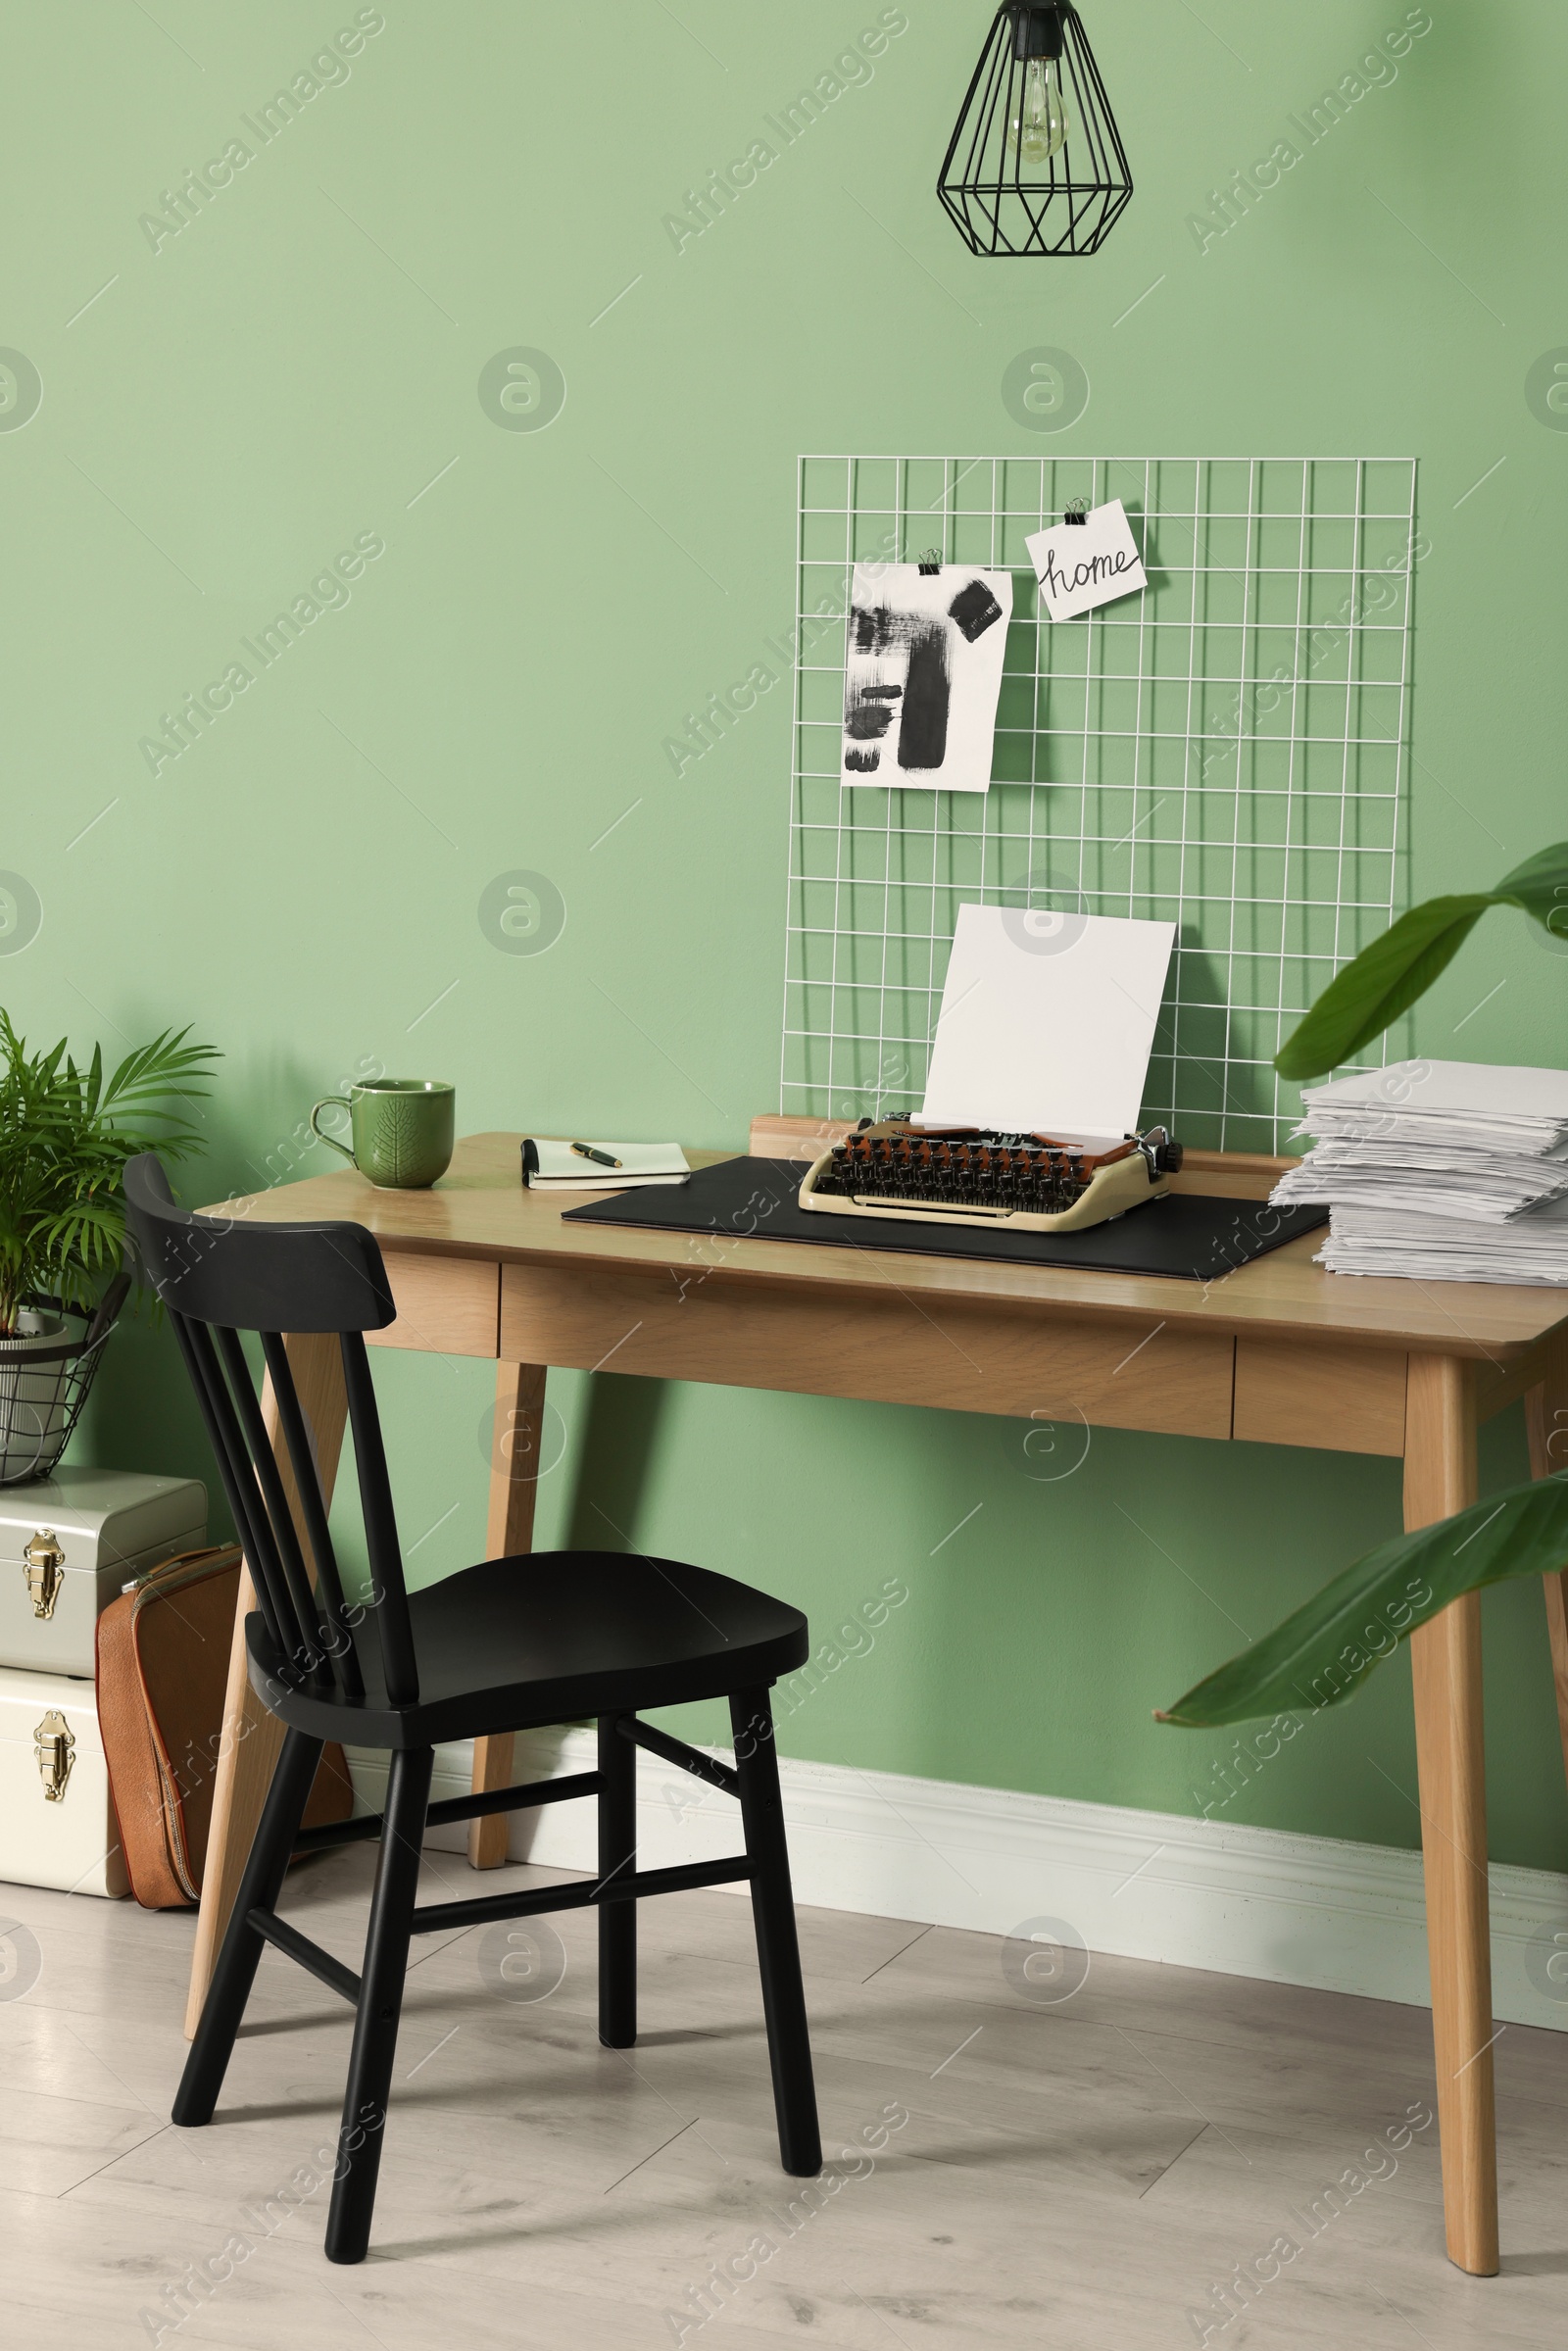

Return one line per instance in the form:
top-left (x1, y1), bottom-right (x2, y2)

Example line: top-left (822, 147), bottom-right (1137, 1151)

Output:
top-left (1320, 1198), bottom-right (1568, 1283)
top-left (1270, 1061), bottom-right (1568, 1285)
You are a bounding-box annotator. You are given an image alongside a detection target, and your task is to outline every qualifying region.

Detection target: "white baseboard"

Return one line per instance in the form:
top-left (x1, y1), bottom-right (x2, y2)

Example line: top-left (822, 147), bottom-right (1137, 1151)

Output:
top-left (345, 1733), bottom-right (1568, 2033)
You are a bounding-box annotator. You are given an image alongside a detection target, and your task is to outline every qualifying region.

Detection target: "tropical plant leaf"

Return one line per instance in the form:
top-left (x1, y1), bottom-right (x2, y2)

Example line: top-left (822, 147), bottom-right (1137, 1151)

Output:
top-left (1492, 838), bottom-right (1568, 929)
top-left (100, 1026), bottom-right (217, 1127)
top-left (1156, 1473), bottom-right (1568, 1729)
top-left (1275, 840), bottom-right (1568, 1082)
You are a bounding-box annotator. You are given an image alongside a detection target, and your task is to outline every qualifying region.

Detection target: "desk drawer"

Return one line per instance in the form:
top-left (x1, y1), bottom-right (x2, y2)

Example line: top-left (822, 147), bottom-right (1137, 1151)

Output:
top-left (369, 1253), bottom-right (499, 1358)
top-left (1234, 1338), bottom-right (1406, 1455)
top-left (501, 1263), bottom-right (1234, 1440)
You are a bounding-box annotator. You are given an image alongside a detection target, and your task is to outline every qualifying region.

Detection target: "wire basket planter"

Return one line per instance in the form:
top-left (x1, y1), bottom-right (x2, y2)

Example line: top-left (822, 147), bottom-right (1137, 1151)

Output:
top-left (0, 1272), bottom-right (129, 1486)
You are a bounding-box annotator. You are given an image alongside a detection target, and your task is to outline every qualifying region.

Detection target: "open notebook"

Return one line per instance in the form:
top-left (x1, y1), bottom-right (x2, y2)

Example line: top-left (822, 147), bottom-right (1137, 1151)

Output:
top-left (521, 1139), bottom-right (690, 1192)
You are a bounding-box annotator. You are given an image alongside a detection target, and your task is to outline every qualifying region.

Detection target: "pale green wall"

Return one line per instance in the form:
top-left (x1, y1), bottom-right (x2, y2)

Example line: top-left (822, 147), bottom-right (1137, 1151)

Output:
top-left (8, 2), bottom-right (1566, 1866)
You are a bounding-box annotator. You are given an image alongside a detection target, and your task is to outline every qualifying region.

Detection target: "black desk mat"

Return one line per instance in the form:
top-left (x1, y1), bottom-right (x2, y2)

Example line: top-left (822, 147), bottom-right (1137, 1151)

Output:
top-left (563, 1157), bottom-right (1326, 1283)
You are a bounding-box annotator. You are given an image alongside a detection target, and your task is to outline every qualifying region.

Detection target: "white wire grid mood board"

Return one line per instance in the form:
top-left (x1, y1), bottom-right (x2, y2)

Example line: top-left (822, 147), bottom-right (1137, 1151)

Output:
top-left (778, 454), bottom-right (1418, 1153)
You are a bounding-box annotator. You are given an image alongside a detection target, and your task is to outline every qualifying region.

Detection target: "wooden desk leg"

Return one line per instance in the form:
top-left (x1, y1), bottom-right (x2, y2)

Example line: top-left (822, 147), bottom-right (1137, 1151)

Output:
top-left (468, 1361), bottom-right (549, 1869)
top-left (1525, 1332), bottom-right (1568, 1800)
top-left (182, 1333), bottom-right (350, 2040)
top-left (1404, 1353), bottom-right (1496, 2277)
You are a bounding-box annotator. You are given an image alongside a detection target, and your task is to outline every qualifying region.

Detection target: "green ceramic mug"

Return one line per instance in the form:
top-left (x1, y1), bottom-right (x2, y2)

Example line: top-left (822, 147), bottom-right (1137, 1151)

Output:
top-left (310, 1079), bottom-right (455, 1190)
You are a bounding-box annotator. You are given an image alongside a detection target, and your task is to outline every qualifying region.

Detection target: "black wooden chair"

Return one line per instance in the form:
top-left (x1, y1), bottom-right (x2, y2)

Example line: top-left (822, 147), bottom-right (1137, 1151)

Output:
top-left (124, 1153), bottom-right (820, 2265)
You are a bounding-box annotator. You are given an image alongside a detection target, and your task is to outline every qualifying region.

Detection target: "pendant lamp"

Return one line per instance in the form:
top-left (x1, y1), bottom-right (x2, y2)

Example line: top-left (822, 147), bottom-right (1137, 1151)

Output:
top-left (939, 3), bottom-right (1132, 258)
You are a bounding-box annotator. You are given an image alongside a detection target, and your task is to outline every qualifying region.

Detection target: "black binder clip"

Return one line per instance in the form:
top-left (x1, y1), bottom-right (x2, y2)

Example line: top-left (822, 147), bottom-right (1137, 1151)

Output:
top-left (1064, 499), bottom-right (1090, 526)
top-left (916, 547), bottom-right (944, 574)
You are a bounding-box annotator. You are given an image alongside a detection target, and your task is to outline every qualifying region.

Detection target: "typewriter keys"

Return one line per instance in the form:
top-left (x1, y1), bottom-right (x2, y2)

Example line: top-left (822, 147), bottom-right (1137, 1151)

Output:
top-left (800, 1118), bottom-right (1181, 1236)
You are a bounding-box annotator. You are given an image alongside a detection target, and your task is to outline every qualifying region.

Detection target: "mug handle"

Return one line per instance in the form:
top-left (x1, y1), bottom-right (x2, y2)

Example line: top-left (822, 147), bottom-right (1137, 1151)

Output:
top-left (310, 1098), bottom-right (356, 1161)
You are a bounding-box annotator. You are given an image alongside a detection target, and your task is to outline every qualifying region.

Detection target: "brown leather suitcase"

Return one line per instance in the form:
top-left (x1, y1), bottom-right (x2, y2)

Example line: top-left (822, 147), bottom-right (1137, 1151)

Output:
top-left (95, 1543), bottom-right (354, 1908)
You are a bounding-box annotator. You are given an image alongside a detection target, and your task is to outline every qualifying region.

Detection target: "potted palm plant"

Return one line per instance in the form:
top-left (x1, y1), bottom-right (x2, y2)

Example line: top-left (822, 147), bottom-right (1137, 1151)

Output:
top-left (0, 1013), bottom-right (218, 1482)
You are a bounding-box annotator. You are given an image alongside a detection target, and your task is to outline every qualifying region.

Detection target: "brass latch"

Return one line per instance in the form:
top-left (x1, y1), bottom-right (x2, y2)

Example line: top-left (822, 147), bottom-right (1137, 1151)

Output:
top-left (23, 1530), bottom-right (65, 1621)
top-left (34, 1710), bottom-right (74, 1802)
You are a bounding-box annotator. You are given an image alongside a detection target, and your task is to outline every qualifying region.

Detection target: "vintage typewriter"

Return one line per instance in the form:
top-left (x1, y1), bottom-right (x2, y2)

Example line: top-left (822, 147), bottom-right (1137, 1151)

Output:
top-left (799, 1117), bottom-right (1184, 1235)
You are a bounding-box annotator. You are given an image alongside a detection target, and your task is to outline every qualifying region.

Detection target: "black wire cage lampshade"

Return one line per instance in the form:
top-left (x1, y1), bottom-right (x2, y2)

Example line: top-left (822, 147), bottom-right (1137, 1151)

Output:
top-left (939, 3), bottom-right (1132, 259)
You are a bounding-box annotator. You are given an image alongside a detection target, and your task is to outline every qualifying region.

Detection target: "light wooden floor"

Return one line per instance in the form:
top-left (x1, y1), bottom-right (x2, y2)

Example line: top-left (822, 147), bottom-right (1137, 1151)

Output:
top-left (2, 1842), bottom-right (1565, 2349)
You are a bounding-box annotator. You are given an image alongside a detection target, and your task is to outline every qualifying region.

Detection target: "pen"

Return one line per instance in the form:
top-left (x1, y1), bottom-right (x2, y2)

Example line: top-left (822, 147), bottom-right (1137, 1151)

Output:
top-left (570, 1142), bottom-right (622, 1168)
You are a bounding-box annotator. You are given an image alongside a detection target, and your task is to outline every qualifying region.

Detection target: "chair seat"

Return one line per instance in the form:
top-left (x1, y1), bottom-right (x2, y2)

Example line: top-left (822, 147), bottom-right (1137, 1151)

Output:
top-left (246, 1548), bottom-right (809, 1747)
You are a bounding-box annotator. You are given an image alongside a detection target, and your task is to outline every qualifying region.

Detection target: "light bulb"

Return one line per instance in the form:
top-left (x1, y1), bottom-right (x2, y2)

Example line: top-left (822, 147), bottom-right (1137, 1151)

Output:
top-left (1006, 57), bottom-right (1069, 169)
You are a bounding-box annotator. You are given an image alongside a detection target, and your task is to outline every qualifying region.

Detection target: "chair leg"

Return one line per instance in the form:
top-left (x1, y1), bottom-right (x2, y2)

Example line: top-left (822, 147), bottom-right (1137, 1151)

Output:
top-left (172, 1728), bottom-right (323, 2129)
top-left (598, 1713), bottom-right (637, 2048)
top-left (729, 1689), bottom-right (821, 2178)
top-left (323, 1745), bottom-right (434, 2265)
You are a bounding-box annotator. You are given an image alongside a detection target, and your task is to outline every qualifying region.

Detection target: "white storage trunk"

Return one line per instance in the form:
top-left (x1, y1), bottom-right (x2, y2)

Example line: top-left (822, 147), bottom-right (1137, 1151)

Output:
top-left (0, 1664), bottom-right (126, 1897)
top-left (0, 1467), bottom-right (207, 1678)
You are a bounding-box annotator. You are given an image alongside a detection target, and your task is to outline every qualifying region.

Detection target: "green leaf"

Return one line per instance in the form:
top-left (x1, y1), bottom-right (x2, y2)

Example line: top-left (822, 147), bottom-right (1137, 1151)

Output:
top-left (1274, 897), bottom-right (1490, 1081)
top-left (101, 1026), bottom-right (216, 1121)
top-left (1157, 1474), bottom-right (1568, 1729)
top-left (1491, 838), bottom-right (1568, 930)
top-left (1274, 840), bottom-right (1568, 1082)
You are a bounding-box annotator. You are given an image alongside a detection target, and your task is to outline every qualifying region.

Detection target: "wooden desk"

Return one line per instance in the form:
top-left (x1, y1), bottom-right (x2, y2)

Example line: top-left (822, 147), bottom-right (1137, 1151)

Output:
top-left (191, 1125), bottom-right (1568, 2278)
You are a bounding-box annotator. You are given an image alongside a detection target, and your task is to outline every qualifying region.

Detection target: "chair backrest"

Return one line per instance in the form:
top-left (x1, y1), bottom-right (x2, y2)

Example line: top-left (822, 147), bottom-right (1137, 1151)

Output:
top-left (123, 1152), bottom-right (418, 1706)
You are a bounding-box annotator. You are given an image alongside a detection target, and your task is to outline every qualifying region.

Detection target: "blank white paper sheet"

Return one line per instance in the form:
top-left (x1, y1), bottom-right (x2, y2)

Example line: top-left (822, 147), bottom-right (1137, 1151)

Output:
top-left (919, 905), bottom-right (1176, 1140)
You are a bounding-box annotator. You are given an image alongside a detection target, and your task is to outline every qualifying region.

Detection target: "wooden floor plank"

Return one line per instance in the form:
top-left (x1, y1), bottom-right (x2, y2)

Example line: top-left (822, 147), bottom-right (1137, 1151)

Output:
top-left (2, 1853), bottom-right (1564, 2347)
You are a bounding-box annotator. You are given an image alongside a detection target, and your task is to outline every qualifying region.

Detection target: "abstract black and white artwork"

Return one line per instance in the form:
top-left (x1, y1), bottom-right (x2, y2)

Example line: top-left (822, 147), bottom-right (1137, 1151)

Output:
top-left (841, 562), bottom-right (1012, 794)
